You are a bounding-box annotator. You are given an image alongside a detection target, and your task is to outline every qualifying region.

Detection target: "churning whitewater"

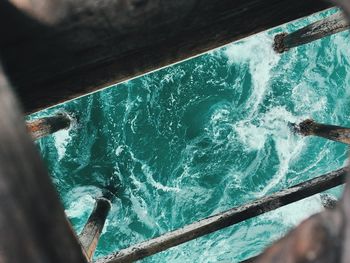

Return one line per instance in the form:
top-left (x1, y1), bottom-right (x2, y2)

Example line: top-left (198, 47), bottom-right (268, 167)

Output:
top-left (31, 8), bottom-right (349, 262)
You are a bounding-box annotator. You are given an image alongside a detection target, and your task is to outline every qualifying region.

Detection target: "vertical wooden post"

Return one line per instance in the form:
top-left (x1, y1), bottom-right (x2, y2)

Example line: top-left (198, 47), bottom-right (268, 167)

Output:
top-left (0, 0), bottom-right (333, 113)
top-left (0, 64), bottom-right (86, 262)
top-left (291, 119), bottom-right (350, 145)
top-left (79, 197), bottom-right (111, 261)
top-left (26, 113), bottom-right (72, 140)
top-left (273, 12), bottom-right (349, 53)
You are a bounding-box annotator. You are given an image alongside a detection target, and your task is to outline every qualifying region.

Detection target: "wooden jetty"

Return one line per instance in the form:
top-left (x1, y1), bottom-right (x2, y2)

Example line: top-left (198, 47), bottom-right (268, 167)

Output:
top-left (1, 1), bottom-right (350, 263)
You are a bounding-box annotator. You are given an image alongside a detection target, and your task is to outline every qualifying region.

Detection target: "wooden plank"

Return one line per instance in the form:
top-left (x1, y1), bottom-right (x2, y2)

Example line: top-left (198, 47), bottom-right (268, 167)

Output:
top-left (26, 113), bottom-right (72, 140)
top-left (0, 65), bottom-right (86, 262)
top-left (95, 168), bottom-right (346, 263)
top-left (79, 197), bottom-right (111, 261)
top-left (274, 11), bottom-right (350, 53)
top-left (0, 0), bottom-right (332, 113)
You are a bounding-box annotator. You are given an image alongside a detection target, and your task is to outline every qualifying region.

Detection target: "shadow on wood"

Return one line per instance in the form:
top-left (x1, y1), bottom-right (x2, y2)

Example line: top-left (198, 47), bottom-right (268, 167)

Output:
top-left (0, 0), bottom-right (332, 113)
top-left (0, 64), bottom-right (86, 262)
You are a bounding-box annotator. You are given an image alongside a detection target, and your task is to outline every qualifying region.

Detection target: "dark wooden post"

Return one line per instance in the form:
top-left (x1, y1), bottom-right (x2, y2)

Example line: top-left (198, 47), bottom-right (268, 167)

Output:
top-left (291, 119), bottom-right (350, 145)
top-left (26, 113), bottom-right (72, 140)
top-left (0, 64), bottom-right (86, 262)
top-left (79, 197), bottom-right (111, 261)
top-left (273, 12), bottom-right (349, 53)
top-left (95, 168), bottom-right (346, 263)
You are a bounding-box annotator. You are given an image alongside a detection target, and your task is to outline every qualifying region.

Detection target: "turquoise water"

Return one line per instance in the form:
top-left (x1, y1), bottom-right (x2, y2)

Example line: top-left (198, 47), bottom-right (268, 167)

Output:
top-left (31, 8), bottom-right (350, 263)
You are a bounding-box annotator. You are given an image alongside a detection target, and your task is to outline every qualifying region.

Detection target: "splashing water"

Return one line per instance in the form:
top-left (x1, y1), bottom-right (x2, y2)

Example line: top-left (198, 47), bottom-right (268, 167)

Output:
top-left (31, 8), bottom-right (350, 262)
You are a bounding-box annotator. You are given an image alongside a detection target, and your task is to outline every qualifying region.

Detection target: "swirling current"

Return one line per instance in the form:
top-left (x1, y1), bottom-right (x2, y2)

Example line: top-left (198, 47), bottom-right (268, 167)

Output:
top-left (30, 8), bottom-right (350, 263)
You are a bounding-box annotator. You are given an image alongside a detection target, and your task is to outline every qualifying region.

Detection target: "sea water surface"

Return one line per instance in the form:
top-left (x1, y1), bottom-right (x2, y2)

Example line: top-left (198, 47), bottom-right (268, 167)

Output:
top-left (31, 8), bottom-right (350, 262)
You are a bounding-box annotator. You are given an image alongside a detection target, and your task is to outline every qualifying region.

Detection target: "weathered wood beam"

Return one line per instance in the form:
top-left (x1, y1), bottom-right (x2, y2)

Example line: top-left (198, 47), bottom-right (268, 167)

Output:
top-left (273, 11), bottom-right (349, 53)
top-left (0, 0), bottom-right (333, 113)
top-left (79, 197), bottom-right (111, 262)
top-left (95, 168), bottom-right (346, 263)
top-left (26, 113), bottom-right (72, 140)
top-left (291, 119), bottom-right (350, 145)
top-left (0, 64), bottom-right (86, 262)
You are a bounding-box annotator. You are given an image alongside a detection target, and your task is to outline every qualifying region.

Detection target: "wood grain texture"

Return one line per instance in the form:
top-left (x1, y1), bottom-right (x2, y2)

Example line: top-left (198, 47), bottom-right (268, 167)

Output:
top-left (273, 11), bottom-right (349, 53)
top-left (0, 0), bottom-right (332, 113)
top-left (0, 64), bottom-right (86, 263)
top-left (292, 119), bottom-right (350, 145)
top-left (26, 113), bottom-right (71, 140)
top-left (95, 168), bottom-right (346, 263)
top-left (79, 197), bottom-right (111, 262)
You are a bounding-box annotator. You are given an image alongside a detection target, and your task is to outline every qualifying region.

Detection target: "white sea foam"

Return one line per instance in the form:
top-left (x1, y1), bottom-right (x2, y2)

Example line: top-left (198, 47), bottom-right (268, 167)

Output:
top-left (234, 122), bottom-right (268, 151)
top-left (52, 112), bottom-right (76, 161)
top-left (115, 145), bottom-right (125, 156)
top-left (65, 186), bottom-right (102, 232)
top-left (224, 33), bottom-right (280, 118)
top-left (53, 128), bottom-right (71, 160)
top-left (129, 191), bottom-right (157, 229)
top-left (293, 146), bottom-right (330, 176)
top-left (234, 107), bottom-right (305, 195)
top-left (291, 83), bottom-right (327, 114)
top-left (331, 31), bottom-right (350, 67)
top-left (126, 148), bottom-right (181, 193)
top-left (205, 103), bottom-right (234, 143)
top-left (120, 163), bottom-right (162, 231)
top-left (65, 194), bottom-right (95, 219)
top-left (141, 164), bottom-right (180, 193)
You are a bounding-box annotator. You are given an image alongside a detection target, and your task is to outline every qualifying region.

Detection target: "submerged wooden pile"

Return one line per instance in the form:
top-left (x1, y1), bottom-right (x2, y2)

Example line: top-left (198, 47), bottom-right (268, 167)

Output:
top-left (1, 0), bottom-right (350, 263)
